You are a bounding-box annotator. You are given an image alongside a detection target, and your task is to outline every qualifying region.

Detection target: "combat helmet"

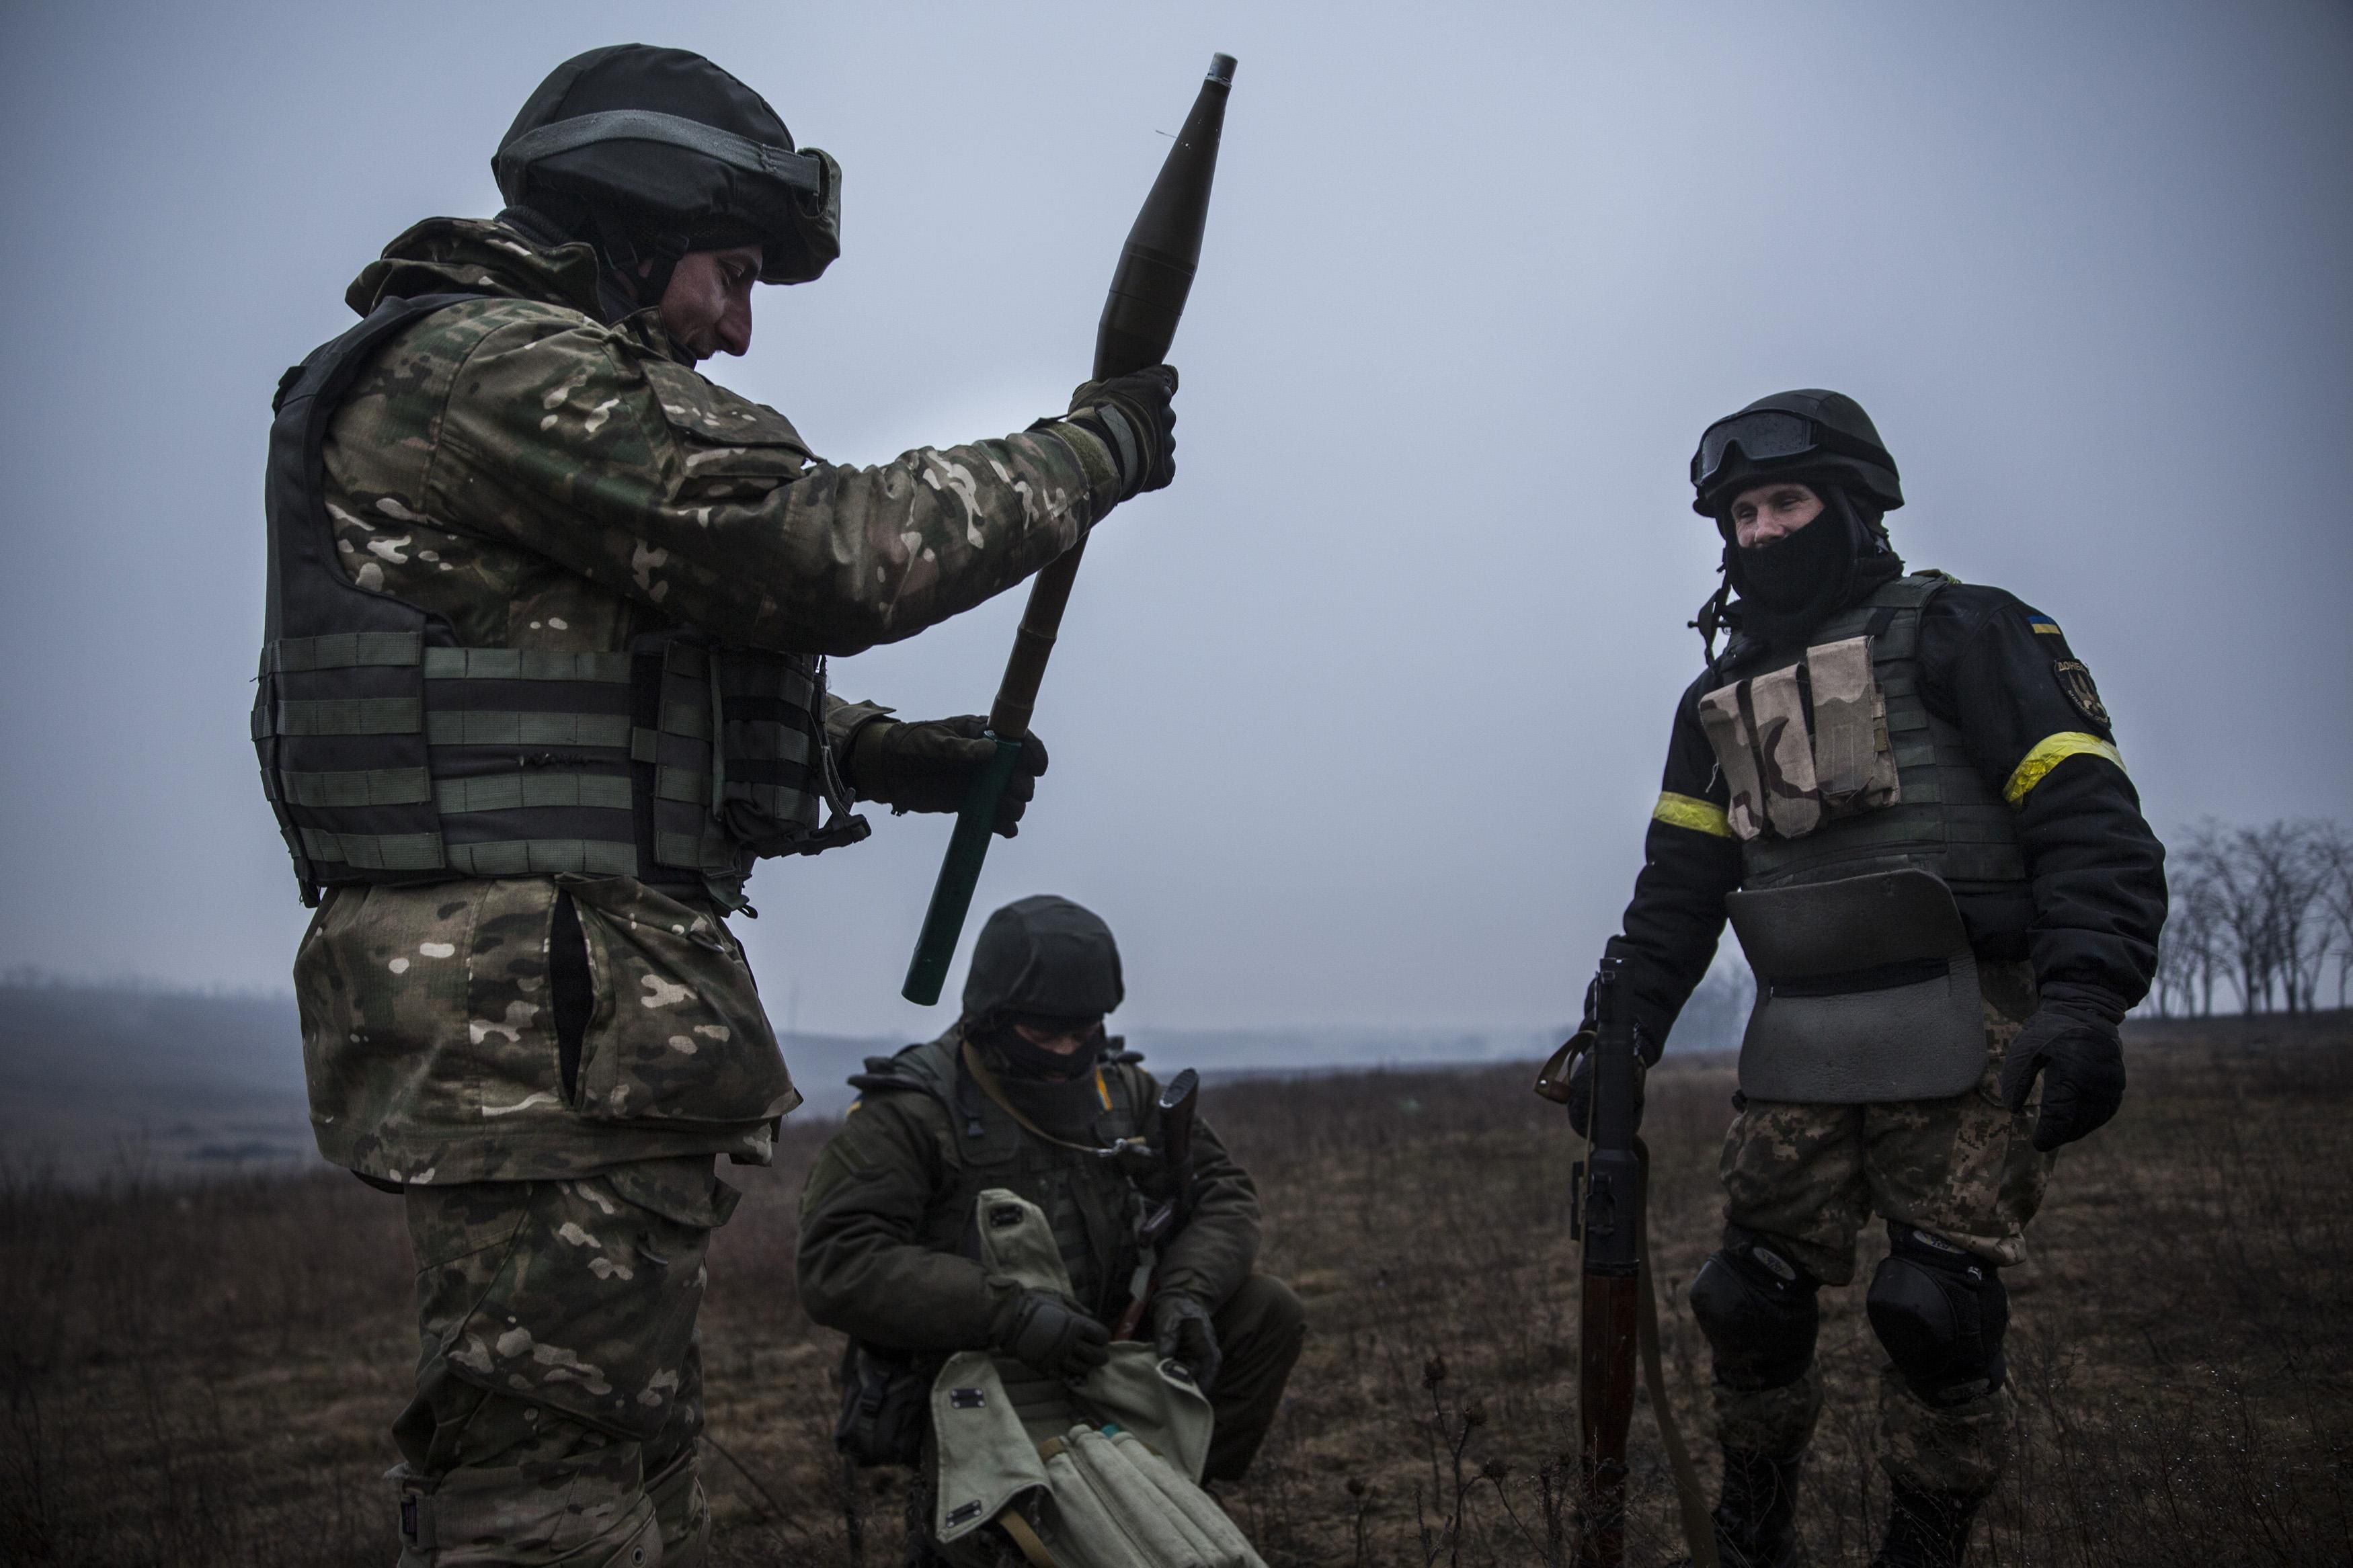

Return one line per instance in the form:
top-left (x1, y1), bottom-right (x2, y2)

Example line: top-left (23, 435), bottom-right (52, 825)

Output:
top-left (494, 44), bottom-right (840, 296)
top-left (963, 896), bottom-right (1126, 1028)
top-left (1689, 389), bottom-right (1904, 518)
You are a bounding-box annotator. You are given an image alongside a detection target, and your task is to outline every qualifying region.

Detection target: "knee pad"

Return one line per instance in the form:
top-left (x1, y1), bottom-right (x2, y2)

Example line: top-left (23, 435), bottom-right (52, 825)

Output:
top-left (1868, 1223), bottom-right (2009, 1407)
top-left (1688, 1226), bottom-right (1821, 1391)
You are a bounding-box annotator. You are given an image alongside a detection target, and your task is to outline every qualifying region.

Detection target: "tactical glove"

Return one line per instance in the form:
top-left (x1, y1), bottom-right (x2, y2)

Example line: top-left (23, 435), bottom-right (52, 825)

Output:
top-left (994, 1288), bottom-right (1111, 1379)
top-left (1562, 971), bottom-right (1657, 1138)
top-left (1150, 1291), bottom-right (1222, 1394)
top-left (844, 715), bottom-right (1047, 837)
top-left (1998, 983), bottom-right (2128, 1151)
top-left (1060, 365), bottom-right (1178, 502)
top-left (1564, 1046), bottom-right (1649, 1140)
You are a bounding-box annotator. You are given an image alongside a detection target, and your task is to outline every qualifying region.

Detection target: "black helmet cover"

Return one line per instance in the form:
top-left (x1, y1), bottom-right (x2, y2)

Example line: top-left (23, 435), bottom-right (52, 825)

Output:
top-left (495, 44), bottom-right (840, 288)
top-left (1690, 388), bottom-right (1903, 518)
top-left (963, 895), bottom-right (1125, 1025)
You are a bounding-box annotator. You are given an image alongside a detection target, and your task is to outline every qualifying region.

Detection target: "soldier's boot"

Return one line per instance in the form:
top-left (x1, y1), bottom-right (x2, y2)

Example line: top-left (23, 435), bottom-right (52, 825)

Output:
top-left (645, 1446), bottom-right (709, 1568)
top-left (1868, 1481), bottom-right (1981, 1568)
top-left (1708, 1446), bottom-right (1807, 1568)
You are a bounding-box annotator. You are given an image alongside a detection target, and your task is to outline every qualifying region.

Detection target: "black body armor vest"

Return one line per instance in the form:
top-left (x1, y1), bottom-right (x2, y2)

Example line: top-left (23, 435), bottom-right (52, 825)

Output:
top-left (253, 293), bottom-right (864, 908)
top-left (1702, 575), bottom-right (2029, 911)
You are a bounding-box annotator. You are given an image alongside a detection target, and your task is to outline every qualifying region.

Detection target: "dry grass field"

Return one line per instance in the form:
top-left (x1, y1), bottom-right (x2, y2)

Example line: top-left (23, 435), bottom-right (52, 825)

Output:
top-left (5, 1016), bottom-right (2348, 1566)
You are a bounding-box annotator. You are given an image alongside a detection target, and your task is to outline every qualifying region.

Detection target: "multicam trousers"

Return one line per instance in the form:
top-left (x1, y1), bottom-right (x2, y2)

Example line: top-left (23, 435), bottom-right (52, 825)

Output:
top-left (390, 1157), bottom-right (738, 1567)
top-left (1711, 960), bottom-right (2052, 1499)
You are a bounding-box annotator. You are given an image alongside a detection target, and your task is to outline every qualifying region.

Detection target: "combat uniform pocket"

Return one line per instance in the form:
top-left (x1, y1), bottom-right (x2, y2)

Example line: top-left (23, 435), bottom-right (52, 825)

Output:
top-left (410, 1161), bottom-right (725, 1443)
top-left (559, 876), bottom-right (799, 1125)
top-left (644, 360), bottom-right (813, 494)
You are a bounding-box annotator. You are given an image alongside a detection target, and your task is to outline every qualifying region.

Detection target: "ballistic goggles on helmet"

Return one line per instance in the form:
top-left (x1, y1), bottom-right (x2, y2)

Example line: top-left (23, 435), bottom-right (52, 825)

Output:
top-left (1690, 409), bottom-right (1884, 494)
top-left (493, 109), bottom-right (841, 285)
top-left (495, 109), bottom-right (832, 201)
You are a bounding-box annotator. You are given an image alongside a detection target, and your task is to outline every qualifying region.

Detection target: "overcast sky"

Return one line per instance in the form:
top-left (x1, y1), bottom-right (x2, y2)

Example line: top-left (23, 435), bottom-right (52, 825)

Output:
top-left (1, 1), bottom-right (2347, 1041)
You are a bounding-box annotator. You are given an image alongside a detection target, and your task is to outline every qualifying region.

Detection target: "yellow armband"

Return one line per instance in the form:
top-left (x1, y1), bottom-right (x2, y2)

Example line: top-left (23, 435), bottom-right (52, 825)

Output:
top-left (1652, 791), bottom-right (1733, 838)
top-left (2003, 732), bottom-right (2124, 807)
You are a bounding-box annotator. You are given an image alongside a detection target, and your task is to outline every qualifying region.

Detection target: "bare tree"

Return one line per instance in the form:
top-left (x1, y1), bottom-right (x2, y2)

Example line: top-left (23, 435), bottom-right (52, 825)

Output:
top-left (2313, 821), bottom-right (2353, 1010)
top-left (2184, 821), bottom-right (2271, 1014)
top-left (2156, 852), bottom-right (2223, 1018)
top-left (2240, 822), bottom-right (2323, 1013)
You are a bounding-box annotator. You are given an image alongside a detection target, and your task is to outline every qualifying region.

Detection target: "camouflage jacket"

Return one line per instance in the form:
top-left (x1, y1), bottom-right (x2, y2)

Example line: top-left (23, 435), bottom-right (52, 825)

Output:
top-left (293, 218), bottom-right (1120, 1184)
top-left (795, 1032), bottom-right (1261, 1351)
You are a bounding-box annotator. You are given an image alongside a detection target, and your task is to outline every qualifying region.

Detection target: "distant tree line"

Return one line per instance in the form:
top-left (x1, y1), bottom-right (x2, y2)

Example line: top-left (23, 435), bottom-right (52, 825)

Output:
top-left (2152, 819), bottom-right (2353, 1018)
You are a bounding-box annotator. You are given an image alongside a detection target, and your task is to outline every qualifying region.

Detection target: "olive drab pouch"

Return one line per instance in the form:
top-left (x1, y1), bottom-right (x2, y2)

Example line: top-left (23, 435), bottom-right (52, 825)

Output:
top-left (1725, 868), bottom-right (1986, 1103)
top-left (637, 636), bottom-right (869, 907)
top-left (1700, 635), bottom-right (1900, 843)
top-left (834, 1338), bottom-right (930, 1467)
top-left (926, 1191), bottom-right (1259, 1568)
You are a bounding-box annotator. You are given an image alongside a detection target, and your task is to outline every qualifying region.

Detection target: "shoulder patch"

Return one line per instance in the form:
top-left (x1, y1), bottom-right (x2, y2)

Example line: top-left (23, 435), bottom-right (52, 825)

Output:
top-left (2052, 659), bottom-right (2112, 731)
top-left (2027, 614), bottom-right (2063, 636)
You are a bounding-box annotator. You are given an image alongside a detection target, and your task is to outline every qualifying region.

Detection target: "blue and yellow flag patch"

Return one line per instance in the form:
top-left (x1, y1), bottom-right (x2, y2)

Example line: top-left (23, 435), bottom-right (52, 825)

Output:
top-left (2028, 614), bottom-right (2063, 636)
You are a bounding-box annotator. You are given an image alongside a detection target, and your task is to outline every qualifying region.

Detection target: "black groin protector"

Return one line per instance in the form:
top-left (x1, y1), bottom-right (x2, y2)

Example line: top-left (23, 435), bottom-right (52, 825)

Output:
top-left (1726, 869), bottom-right (1987, 1104)
top-left (1689, 1226), bottom-right (1821, 1391)
top-left (1868, 1223), bottom-right (2009, 1407)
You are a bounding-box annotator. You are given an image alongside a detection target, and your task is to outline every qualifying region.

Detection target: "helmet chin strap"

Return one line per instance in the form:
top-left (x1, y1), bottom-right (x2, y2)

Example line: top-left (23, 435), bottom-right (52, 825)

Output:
top-left (586, 212), bottom-right (692, 316)
top-left (1691, 567), bottom-right (1733, 673)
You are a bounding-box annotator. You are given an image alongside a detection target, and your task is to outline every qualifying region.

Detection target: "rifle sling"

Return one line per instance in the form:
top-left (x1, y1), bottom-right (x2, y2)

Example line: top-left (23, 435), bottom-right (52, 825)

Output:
top-left (1633, 1137), bottom-right (1720, 1568)
top-left (995, 1508), bottom-right (1062, 1567)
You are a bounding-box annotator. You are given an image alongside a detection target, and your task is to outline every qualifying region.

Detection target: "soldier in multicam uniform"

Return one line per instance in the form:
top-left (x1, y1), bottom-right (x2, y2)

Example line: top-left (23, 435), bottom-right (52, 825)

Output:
top-left (796, 897), bottom-right (1304, 1561)
top-left (253, 45), bottom-right (1180, 1568)
top-left (1572, 392), bottom-right (2166, 1567)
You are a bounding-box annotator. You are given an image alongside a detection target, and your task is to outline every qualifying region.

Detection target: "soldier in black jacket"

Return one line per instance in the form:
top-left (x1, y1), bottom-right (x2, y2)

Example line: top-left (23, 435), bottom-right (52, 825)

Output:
top-left (1578, 391), bottom-right (2165, 1568)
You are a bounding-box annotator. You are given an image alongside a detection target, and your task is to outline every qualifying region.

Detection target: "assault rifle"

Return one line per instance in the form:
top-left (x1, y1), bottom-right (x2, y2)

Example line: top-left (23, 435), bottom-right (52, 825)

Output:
top-left (1113, 1067), bottom-right (1200, 1340)
top-left (1536, 959), bottom-right (1716, 1568)
top-left (901, 55), bottom-right (1237, 1004)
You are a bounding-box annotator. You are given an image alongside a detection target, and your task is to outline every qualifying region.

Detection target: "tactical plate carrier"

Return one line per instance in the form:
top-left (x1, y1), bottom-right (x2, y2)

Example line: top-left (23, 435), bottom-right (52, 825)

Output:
top-left (1700, 574), bottom-right (2030, 1102)
top-left (252, 293), bottom-right (862, 909)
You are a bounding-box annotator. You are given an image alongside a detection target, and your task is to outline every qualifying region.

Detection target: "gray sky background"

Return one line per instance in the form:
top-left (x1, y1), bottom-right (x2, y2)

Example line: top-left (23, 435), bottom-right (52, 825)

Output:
top-left (1, 1), bottom-right (2347, 1041)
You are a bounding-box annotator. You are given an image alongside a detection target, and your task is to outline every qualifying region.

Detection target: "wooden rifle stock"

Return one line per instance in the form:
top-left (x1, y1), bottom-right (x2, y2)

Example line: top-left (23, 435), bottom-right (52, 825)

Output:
top-left (1576, 958), bottom-right (1643, 1567)
top-left (902, 55), bottom-right (1236, 1005)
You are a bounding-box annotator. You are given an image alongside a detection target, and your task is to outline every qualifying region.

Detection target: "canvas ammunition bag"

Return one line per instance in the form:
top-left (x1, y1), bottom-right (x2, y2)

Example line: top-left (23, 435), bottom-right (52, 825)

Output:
top-left (928, 1190), bottom-right (1263, 1568)
top-left (1725, 868), bottom-right (1986, 1103)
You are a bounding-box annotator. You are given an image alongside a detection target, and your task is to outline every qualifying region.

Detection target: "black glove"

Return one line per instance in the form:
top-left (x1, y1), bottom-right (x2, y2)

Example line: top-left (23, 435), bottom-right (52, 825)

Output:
top-left (1564, 1046), bottom-right (1649, 1140)
top-left (1063, 365), bottom-right (1178, 501)
top-left (994, 1288), bottom-right (1111, 1379)
top-left (1562, 971), bottom-right (1657, 1138)
top-left (1998, 984), bottom-right (2127, 1151)
top-left (844, 716), bottom-right (1047, 837)
top-left (1150, 1291), bottom-right (1222, 1394)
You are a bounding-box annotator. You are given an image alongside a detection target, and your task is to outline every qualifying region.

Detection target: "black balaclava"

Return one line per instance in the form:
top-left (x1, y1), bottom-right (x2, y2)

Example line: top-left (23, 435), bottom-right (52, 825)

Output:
top-left (1720, 482), bottom-right (1903, 649)
top-left (980, 1016), bottom-right (1111, 1083)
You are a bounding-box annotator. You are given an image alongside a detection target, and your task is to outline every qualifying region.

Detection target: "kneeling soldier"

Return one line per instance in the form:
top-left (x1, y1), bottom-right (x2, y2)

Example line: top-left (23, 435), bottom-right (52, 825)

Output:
top-left (797, 896), bottom-right (1305, 1548)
